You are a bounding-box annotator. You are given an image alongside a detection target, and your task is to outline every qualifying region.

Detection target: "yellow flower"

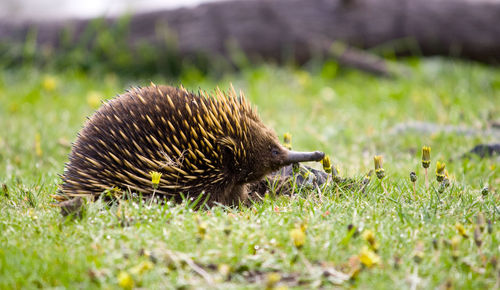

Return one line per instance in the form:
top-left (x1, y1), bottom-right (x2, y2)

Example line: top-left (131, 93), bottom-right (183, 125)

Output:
top-left (86, 91), bottom-right (102, 109)
top-left (373, 155), bottom-right (385, 180)
top-left (218, 263), bottom-right (231, 280)
top-left (35, 132), bottom-right (42, 157)
top-left (450, 235), bottom-right (460, 260)
top-left (296, 70), bottom-right (311, 86)
top-left (362, 229), bottom-right (379, 250)
top-left (266, 272), bottom-right (281, 289)
top-left (321, 155), bottom-right (332, 174)
top-left (198, 221), bottom-right (207, 240)
top-left (299, 221), bottom-right (308, 233)
top-left (42, 75), bottom-right (57, 92)
top-left (359, 246), bottom-right (381, 268)
top-left (362, 230), bottom-right (375, 244)
top-left (130, 261), bottom-right (154, 276)
top-left (149, 171), bottom-right (162, 189)
top-left (455, 223), bottom-right (469, 238)
top-left (290, 227), bottom-right (306, 249)
top-left (436, 161), bottom-right (446, 182)
top-left (283, 133), bottom-right (292, 150)
top-left (117, 271), bottom-right (134, 289)
top-left (421, 146), bottom-right (431, 168)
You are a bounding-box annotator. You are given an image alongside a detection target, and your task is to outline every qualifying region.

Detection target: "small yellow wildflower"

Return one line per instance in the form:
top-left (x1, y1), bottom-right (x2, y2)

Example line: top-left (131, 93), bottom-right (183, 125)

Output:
top-left (35, 132), bottom-right (42, 157)
top-left (321, 155), bottom-right (332, 174)
top-left (130, 260), bottom-right (154, 276)
top-left (299, 221), bottom-right (308, 233)
top-left (290, 227), bottom-right (306, 249)
top-left (421, 146), bottom-right (431, 168)
top-left (362, 229), bottom-right (379, 251)
top-left (42, 75), bottom-right (57, 92)
top-left (450, 235), bottom-right (460, 260)
top-left (197, 221), bottom-right (208, 240)
top-left (265, 272), bottom-right (281, 289)
top-left (86, 91), bottom-right (102, 109)
top-left (295, 70), bottom-right (311, 86)
top-left (362, 230), bottom-right (375, 244)
top-left (149, 171), bottom-right (162, 189)
top-left (455, 223), bottom-right (469, 238)
top-left (359, 246), bottom-right (381, 268)
top-left (436, 161), bottom-right (446, 182)
top-left (117, 271), bottom-right (134, 289)
top-left (218, 263), bottom-right (231, 280)
top-left (283, 132), bottom-right (292, 150)
top-left (450, 235), bottom-right (460, 250)
top-left (373, 155), bottom-right (385, 180)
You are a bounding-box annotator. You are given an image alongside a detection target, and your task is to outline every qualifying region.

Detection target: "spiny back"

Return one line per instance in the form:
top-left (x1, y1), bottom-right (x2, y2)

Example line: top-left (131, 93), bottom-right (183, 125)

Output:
top-left (61, 85), bottom-right (284, 205)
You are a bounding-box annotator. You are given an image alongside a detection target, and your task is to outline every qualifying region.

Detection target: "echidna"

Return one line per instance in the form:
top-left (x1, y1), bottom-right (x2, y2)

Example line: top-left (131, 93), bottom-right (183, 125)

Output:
top-left (60, 85), bottom-right (324, 205)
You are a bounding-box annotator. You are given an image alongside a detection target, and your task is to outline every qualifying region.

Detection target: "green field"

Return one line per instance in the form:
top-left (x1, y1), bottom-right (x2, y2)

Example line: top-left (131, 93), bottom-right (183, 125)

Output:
top-left (0, 59), bottom-right (499, 288)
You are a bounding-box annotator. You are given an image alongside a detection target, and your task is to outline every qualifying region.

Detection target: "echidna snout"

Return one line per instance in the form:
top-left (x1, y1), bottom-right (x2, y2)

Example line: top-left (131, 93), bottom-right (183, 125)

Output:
top-left (258, 145), bottom-right (324, 175)
top-left (60, 85), bottom-right (324, 206)
top-left (283, 150), bottom-right (325, 165)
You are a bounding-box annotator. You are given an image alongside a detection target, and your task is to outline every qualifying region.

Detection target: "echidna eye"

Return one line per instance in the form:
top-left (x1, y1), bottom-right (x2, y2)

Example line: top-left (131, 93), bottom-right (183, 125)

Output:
top-left (271, 148), bottom-right (280, 157)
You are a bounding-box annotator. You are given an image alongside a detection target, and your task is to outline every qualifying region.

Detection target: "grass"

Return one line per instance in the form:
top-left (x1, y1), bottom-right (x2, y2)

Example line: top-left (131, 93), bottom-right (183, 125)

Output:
top-left (0, 58), bottom-right (499, 289)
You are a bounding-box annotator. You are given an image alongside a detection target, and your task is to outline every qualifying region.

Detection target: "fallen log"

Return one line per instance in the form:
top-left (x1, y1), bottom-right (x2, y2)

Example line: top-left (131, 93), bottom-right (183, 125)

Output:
top-left (1, 0), bottom-right (498, 74)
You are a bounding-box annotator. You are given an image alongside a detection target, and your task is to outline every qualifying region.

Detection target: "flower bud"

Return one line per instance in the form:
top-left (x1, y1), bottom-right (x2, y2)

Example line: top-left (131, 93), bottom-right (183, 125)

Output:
top-left (410, 171), bottom-right (417, 183)
top-left (435, 161), bottom-right (446, 182)
top-left (290, 227), bottom-right (306, 249)
top-left (362, 170), bottom-right (373, 185)
top-left (481, 186), bottom-right (489, 196)
top-left (455, 223), bottom-right (469, 238)
top-left (374, 155), bottom-right (385, 180)
top-left (283, 132), bottom-right (292, 150)
top-left (321, 155), bottom-right (332, 174)
top-left (422, 146), bottom-right (431, 169)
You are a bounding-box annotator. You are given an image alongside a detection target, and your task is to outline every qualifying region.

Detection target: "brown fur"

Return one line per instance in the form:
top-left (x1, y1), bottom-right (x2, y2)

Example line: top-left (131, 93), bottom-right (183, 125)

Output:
top-left (61, 85), bottom-right (290, 205)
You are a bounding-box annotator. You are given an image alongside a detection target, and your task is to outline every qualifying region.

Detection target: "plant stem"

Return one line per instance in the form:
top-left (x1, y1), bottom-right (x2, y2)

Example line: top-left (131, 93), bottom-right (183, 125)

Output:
top-left (425, 168), bottom-right (429, 190)
top-left (381, 180), bottom-right (388, 195)
top-left (150, 188), bottom-right (156, 206)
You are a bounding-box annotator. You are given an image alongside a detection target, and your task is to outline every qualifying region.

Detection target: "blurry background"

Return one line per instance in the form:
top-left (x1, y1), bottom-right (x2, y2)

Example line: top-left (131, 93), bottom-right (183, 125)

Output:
top-left (0, 0), bottom-right (223, 20)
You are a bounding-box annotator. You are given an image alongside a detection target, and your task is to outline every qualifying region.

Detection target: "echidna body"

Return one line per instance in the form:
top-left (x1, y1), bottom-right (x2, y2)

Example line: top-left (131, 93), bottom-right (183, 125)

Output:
top-left (61, 85), bottom-right (324, 205)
